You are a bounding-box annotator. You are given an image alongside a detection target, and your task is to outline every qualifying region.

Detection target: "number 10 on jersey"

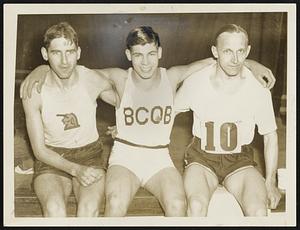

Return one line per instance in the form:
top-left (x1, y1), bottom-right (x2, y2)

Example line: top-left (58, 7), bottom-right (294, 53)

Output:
top-left (204, 121), bottom-right (238, 152)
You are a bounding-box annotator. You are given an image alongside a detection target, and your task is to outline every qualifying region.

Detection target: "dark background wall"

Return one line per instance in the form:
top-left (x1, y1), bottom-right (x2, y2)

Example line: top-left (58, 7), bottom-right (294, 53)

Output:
top-left (15, 12), bottom-right (286, 114)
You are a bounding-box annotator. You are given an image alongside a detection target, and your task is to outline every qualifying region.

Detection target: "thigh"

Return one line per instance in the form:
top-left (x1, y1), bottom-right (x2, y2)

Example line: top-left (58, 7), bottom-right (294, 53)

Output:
top-left (224, 167), bottom-right (267, 214)
top-left (144, 167), bottom-right (185, 204)
top-left (105, 165), bottom-right (140, 203)
top-left (184, 164), bottom-right (219, 202)
top-left (34, 173), bottom-right (73, 204)
top-left (72, 169), bottom-right (105, 205)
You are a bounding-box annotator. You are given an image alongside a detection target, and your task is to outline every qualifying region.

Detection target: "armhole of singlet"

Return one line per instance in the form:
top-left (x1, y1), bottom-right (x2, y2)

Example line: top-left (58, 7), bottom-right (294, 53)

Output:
top-left (116, 67), bottom-right (132, 110)
top-left (160, 67), bottom-right (174, 101)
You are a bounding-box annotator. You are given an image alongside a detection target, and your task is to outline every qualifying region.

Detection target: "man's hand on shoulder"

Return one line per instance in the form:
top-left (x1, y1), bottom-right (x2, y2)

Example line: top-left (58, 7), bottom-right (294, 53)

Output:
top-left (244, 59), bottom-right (276, 89)
top-left (20, 65), bottom-right (49, 99)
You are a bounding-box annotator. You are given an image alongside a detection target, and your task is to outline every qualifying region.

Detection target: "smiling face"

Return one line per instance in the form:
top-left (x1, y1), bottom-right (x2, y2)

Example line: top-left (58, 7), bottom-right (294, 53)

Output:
top-left (125, 42), bottom-right (162, 80)
top-left (41, 37), bottom-right (81, 80)
top-left (212, 31), bottom-right (251, 77)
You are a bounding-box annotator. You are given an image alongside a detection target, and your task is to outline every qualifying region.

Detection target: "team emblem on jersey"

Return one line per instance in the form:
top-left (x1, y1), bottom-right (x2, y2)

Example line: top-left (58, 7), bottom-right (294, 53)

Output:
top-left (57, 113), bottom-right (80, 130)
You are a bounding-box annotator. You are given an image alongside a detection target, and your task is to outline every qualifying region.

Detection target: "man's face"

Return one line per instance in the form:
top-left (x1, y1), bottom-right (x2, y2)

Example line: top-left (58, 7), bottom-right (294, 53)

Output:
top-left (41, 37), bottom-right (81, 80)
top-left (125, 42), bottom-right (162, 80)
top-left (212, 32), bottom-right (250, 77)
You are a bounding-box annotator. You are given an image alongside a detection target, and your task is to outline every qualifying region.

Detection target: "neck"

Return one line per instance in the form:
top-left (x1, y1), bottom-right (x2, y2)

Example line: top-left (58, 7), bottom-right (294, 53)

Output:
top-left (49, 68), bottom-right (78, 90)
top-left (131, 68), bottom-right (161, 90)
top-left (210, 65), bottom-right (244, 94)
top-left (216, 66), bottom-right (242, 82)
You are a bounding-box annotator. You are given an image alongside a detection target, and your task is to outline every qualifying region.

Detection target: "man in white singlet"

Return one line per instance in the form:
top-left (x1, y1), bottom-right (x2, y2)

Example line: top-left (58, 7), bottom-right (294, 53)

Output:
top-left (175, 24), bottom-right (281, 216)
top-left (20, 26), bottom-right (276, 216)
top-left (22, 22), bottom-right (118, 217)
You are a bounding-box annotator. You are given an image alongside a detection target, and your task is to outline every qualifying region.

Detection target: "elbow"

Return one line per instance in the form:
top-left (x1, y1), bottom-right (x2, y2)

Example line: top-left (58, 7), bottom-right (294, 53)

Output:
top-left (264, 130), bottom-right (278, 141)
top-left (263, 130), bottom-right (279, 154)
top-left (31, 145), bottom-right (47, 162)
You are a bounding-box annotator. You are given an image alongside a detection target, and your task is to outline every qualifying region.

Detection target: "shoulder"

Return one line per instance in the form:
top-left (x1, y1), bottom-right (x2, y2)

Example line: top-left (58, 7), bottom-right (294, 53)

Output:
top-left (77, 65), bottom-right (101, 77)
top-left (78, 65), bottom-right (108, 85)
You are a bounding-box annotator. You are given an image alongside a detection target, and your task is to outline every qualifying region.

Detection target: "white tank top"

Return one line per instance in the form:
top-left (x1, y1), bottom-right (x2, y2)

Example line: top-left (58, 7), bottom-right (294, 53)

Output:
top-left (115, 67), bottom-right (175, 147)
top-left (41, 67), bottom-right (99, 148)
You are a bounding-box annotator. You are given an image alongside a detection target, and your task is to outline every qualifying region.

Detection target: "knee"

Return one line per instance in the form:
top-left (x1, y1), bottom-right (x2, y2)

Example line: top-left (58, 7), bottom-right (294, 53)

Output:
top-left (164, 196), bottom-right (187, 217)
top-left (105, 193), bottom-right (128, 217)
top-left (187, 195), bottom-right (210, 217)
top-left (243, 195), bottom-right (268, 216)
top-left (77, 201), bottom-right (100, 217)
top-left (244, 204), bottom-right (267, 216)
top-left (43, 199), bottom-right (66, 217)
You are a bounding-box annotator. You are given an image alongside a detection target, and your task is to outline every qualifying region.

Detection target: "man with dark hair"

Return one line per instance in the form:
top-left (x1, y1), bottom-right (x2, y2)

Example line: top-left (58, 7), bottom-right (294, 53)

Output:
top-left (175, 24), bottom-right (281, 216)
top-left (22, 22), bottom-right (118, 217)
top-left (21, 25), bottom-right (276, 216)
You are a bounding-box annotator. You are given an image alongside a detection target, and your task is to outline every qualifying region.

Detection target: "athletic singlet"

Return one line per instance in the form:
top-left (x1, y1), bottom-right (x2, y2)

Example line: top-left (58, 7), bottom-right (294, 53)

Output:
top-left (175, 64), bottom-right (277, 154)
top-left (115, 67), bottom-right (175, 147)
top-left (41, 66), bottom-right (99, 148)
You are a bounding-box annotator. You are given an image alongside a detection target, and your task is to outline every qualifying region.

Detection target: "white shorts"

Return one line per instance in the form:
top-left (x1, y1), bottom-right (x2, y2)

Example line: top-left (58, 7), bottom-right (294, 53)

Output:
top-left (108, 141), bottom-right (175, 186)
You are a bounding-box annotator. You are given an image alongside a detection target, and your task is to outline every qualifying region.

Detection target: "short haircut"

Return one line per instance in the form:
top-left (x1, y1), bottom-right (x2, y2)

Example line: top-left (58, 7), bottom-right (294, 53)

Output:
top-left (213, 24), bottom-right (249, 46)
top-left (126, 26), bottom-right (160, 49)
top-left (43, 22), bottom-right (78, 49)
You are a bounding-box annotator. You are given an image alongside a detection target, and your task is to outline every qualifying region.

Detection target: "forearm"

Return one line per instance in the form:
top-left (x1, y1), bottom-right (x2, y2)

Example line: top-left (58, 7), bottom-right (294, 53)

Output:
top-left (263, 131), bottom-right (279, 187)
top-left (34, 146), bottom-right (80, 177)
top-left (244, 59), bottom-right (276, 89)
top-left (93, 68), bottom-right (116, 81)
top-left (244, 59), bottom-right (262, 70)
top-left (95, 73), bottom-right (119, 107)
top-left (180, 57), bottom-right (215, 82)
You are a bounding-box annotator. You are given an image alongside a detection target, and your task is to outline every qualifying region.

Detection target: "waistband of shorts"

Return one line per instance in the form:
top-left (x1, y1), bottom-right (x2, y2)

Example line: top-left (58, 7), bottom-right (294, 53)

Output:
top-left (114, 137), bottom-right (169, 149)
top-left (192, 136), bottom-right (252, 154)
top-left (46, 137), bottom-right (102, 151)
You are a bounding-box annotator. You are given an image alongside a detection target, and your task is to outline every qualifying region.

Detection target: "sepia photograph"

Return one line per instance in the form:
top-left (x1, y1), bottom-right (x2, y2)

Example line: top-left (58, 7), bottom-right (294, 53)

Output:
top-left (4, 3), bottom-right (296, 226)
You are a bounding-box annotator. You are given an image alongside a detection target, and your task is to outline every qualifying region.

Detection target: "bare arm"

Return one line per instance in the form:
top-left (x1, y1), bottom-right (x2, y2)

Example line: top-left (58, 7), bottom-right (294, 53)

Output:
top-left (94, 67), bottom-right (127, 103)
top-left (167, 57), bottom-right (215, 89)
top-left (263, 130), bottom-right (281, 209)
top-left (84, 69), bottom-right (120, 108)
top-left (244, 59), bottom-right (276, 89)
top-left (22, 90), bottom-right (102, 186)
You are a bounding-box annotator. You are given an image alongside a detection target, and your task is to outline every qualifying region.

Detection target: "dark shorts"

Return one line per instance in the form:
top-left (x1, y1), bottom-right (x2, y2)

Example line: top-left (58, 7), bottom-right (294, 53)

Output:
top-left (33, 138), bottom-right (106, 181)
top-left (184, 137), bottom-right (257, 184)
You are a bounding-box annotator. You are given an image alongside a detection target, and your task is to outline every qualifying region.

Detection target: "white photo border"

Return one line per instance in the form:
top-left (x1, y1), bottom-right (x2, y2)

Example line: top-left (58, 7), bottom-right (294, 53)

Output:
top-left (4, 3), bottom-right (296, 226)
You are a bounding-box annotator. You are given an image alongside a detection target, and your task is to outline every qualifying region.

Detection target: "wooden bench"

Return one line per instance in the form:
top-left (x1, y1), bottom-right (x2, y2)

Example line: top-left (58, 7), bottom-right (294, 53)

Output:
top-left (14, 173), bottom-right (285, 217)
top-left (14, 180), bottom-right (164, 217)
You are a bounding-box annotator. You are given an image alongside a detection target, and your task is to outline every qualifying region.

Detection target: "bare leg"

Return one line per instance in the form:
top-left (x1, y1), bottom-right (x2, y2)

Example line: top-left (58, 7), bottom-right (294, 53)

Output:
top-left (144, 167), bottom-right (187, 217)
top-left (33, 174), bottom-right (72, 217)
top-left (224, 167), bottom-right (268, 216)
top-left (104, 165), bottom-right (140, 217)
top-left (72, 169), bottom-right (106, 217)
top-left (184, 164), bottom-right (218, 217)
